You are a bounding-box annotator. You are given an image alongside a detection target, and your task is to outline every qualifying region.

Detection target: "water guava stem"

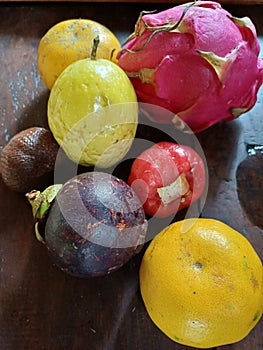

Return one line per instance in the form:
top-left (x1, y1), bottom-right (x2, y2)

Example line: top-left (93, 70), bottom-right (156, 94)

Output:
top-left (91, 35), bottom-right (100, 60)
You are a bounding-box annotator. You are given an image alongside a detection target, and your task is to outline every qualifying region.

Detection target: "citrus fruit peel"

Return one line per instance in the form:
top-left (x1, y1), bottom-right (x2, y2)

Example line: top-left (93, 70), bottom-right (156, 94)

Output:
top-left (139, 218), bottom-right (263, 348)
top-left (38, 18), bottom-right (121, 89)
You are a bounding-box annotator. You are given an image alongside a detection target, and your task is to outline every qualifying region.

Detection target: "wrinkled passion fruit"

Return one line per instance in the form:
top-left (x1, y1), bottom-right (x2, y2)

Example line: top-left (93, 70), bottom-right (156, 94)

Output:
top-left (44, 172), bottom-right (147, 277)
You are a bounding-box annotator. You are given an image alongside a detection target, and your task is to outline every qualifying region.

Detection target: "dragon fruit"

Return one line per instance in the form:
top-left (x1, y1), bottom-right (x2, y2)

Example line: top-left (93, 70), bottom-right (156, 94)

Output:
top-left (117, 1), bottom-right (263, 133)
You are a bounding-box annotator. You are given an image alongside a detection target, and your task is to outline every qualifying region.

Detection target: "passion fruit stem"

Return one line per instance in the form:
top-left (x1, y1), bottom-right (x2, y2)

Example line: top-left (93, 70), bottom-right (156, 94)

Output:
top-left (157, 174), bottom-right (190, 206)
top-left (91, 35), bottom-right (100, 60)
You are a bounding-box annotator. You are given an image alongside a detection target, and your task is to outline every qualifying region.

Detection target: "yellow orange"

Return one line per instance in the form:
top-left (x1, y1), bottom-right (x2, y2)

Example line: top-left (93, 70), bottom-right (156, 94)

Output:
top-left (37, 18), bottom-right (121, 89)
top-left (140, 218), bottom-right (263, 348)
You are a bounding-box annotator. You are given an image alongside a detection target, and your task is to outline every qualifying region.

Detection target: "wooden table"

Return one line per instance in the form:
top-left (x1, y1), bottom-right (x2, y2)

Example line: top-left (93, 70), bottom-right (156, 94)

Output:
top-left (0, 2), bottom-right (263, 350)
top-left (1, 0), bottom-right (263, 3)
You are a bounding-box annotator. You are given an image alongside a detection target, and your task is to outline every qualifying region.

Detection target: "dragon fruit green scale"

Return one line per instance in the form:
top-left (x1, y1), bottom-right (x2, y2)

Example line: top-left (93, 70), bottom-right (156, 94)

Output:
top-left (117, 1), bottom-right (263, 133)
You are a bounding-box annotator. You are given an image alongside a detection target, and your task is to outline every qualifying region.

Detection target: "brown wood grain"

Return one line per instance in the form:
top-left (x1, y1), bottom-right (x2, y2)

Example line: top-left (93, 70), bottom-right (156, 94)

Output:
top-left (0, 2), bottom-right (263, 350)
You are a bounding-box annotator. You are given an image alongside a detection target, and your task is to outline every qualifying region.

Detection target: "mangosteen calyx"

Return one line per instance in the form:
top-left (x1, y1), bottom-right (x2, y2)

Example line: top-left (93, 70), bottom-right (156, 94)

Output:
top-left (26, 184), bottom-right (62, 243)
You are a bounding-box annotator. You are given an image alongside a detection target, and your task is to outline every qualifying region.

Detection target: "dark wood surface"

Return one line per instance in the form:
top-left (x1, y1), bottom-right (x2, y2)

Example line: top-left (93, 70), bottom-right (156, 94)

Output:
top-left (2, 0), bottom-right (263, 4)
top-left (0, 2), bottom-right (263, 350)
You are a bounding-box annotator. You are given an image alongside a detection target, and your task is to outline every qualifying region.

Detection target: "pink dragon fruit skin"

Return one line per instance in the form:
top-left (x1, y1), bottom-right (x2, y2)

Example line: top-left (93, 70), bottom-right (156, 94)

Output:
top-left (117, 1), bottom-right (263, 133)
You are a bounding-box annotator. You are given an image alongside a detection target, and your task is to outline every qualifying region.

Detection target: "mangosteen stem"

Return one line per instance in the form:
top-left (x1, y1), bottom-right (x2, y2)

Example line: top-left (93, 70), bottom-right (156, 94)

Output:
top-left (26, 184), bottom-right (62, 243)
top-left (35, 222), bottom-right (46, 244)
top-left (91, 35), bottom-right (100, 60)
top-left (26, 184), bottom-right (62, 221)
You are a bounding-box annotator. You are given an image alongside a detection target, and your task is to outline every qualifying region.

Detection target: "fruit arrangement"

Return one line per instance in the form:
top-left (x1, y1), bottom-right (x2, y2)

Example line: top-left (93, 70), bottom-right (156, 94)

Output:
top-left (0, 2), bottom-right (263, 349)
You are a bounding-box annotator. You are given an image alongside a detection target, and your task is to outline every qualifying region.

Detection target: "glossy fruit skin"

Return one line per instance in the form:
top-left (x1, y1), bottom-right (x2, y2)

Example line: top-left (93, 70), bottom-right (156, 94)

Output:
top-left (140, 218), bottom-right (263, 348)
top-left (38, 19), bottom-right (121, 89)
top-left (45, 172), bottom-right (147, 277)
top-left (128, 142), bottom-right (206, 218)
top-left (117, 1), bottom-right (263, 132)
top-left (0, 127), bottom-right (59, 193)
top-left (48, 58), bottom-right (138, 168)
